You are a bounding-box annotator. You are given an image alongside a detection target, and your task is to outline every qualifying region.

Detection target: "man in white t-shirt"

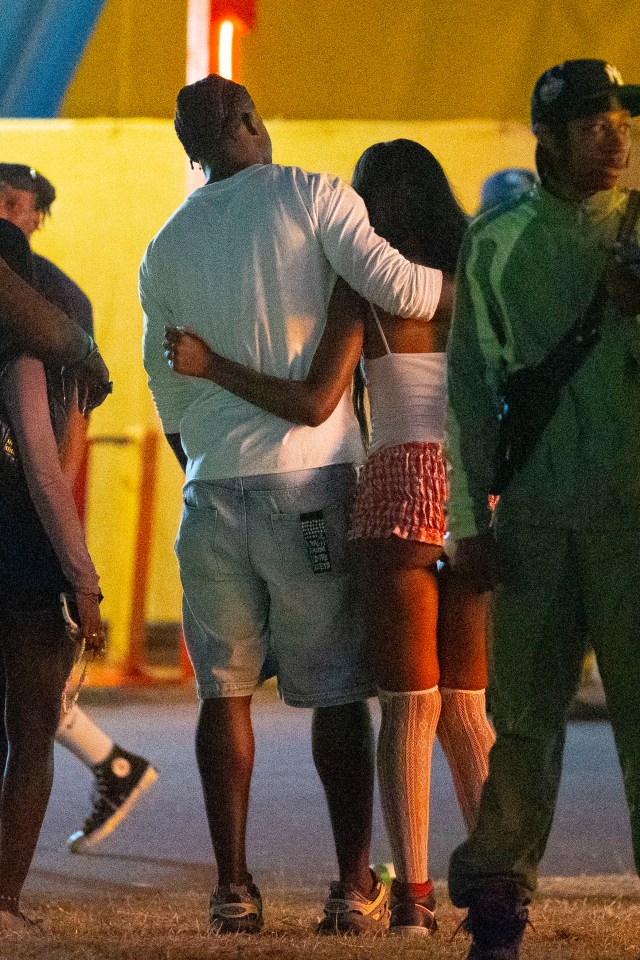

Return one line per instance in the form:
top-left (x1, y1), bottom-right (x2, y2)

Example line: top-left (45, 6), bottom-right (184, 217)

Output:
top-left (141, 74), bottom-right (444, 936)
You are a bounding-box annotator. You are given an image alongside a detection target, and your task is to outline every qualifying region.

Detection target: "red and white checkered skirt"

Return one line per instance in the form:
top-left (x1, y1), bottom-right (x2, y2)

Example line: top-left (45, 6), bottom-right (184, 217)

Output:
top-left (348, 441), bottom-right (447, 546)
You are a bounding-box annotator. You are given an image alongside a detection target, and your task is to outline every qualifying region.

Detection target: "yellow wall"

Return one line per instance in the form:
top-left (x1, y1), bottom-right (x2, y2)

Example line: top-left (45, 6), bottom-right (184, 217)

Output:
top-left (0, 120), bottom-right (187, 652)
top-left (241, 0), bottom-right (640, 122)
top-left (3, 116), bottom-right (639, 651)
top-left (63, 0), bottom-right (640, 122)
top-left (63, 0), bottom-right (189, 118)
top-left (0, 116), bottom-right (535, 648)
top-left (269, 119), bottom-right (535, 212)
top-left (8, 1), bottom-right (640, 662)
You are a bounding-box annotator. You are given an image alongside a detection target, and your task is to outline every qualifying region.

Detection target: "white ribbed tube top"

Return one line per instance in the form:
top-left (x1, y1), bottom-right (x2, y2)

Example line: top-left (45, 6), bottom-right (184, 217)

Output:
top-left (366, 351), bottom-right (447, 455)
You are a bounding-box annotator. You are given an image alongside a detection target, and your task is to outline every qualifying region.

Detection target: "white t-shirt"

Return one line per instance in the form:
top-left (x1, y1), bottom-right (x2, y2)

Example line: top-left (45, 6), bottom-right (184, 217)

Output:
top-left (141, 163), bottom-right (442, 482)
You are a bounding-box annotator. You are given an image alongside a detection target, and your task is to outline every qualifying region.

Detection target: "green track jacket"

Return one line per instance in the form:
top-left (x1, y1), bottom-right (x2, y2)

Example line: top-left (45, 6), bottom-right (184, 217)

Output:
top-left (446, 184), bottom-right (640, 539)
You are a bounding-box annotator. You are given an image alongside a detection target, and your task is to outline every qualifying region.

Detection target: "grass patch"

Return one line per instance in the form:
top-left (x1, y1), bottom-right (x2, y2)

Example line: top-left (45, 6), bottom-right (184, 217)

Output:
top-left (3, 880), bottom-right (640, 960)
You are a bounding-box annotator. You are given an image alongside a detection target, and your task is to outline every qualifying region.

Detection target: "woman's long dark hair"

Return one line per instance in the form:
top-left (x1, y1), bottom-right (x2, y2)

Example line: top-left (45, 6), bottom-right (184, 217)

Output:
top-left (350, 139), bottom-right (468, 446)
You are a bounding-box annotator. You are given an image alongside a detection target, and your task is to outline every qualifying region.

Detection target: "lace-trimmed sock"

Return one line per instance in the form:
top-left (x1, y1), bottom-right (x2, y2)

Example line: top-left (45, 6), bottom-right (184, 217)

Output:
top-left (377, 687), bottom-right (441, 883)
top-left (437, 687), bottom-right (495, 832)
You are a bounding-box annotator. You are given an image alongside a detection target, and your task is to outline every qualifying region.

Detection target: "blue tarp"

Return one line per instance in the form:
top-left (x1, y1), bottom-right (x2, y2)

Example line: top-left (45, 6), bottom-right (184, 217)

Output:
top-left (0, 0), bottom-right (107, 117)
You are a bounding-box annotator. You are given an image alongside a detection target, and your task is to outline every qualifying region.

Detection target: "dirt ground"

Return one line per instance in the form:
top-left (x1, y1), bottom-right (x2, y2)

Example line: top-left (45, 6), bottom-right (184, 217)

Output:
top-left (3, 878), bottom-right (640, 960)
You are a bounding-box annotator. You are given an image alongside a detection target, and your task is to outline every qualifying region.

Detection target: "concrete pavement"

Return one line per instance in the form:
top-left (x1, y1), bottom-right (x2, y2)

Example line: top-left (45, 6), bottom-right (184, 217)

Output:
top-left (27, 687), bottom-right (637, 903)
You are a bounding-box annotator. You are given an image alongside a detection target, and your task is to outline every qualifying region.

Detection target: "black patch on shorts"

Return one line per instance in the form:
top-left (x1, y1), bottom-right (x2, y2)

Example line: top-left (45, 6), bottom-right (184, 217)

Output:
top-left (300, 510), bottom-right (332, 573)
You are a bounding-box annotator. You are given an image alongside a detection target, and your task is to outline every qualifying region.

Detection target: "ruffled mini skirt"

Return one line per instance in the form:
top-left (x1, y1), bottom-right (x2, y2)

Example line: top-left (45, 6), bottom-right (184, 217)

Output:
top-left (348, 441), bottom-right (447, 546)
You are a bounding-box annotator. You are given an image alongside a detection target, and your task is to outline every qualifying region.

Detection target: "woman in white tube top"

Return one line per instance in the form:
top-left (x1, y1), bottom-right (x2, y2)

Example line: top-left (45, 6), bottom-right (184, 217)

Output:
top-left (165, 140), bottom-right (495, 937)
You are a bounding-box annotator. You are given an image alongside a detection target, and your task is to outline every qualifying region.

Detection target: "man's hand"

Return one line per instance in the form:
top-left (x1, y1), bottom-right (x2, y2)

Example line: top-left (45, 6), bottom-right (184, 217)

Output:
top-left (451, 530), bottom-right (501, 593)
top-left (164, 326), bottom-right (214, 379)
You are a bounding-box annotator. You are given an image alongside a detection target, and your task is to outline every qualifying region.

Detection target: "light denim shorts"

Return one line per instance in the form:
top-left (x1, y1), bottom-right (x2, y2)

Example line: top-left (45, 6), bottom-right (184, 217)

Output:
top-left (175, 463), bottom-right (375, 707)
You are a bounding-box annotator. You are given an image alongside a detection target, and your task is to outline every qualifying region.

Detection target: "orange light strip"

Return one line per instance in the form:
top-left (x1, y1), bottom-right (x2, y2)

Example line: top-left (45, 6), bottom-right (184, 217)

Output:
top-left (218, 19), bottom-right (234, 79)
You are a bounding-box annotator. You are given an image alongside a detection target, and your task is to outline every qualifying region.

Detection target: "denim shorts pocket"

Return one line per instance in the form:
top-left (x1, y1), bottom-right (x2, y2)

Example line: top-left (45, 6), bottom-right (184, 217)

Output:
top-left (270, 490), bottom-right (351, 578)
top-left (175, 486), bottom-right (221, 581)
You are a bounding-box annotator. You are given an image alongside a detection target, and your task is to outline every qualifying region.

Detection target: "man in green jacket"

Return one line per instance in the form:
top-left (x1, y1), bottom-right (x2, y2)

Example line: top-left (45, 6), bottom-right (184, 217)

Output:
top-left (446, 59), bottom-right (640, 960)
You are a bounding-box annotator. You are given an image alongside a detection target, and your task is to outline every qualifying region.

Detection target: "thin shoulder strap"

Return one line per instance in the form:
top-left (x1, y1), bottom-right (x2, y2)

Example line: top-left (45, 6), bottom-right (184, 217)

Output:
top-left (368, 302), bottom-right (392, 355)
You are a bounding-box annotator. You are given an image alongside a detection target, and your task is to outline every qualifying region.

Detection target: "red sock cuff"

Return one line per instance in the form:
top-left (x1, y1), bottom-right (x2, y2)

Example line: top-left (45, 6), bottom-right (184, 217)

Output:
top-left (392, 879), bottom-right (433, 899)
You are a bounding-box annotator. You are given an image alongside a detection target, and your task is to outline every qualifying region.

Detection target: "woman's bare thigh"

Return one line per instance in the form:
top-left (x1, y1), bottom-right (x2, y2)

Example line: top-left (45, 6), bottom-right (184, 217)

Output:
top-left (437, 563), bottom-right (489, 690)
top-left (353, 537), bottom-right (442, 691)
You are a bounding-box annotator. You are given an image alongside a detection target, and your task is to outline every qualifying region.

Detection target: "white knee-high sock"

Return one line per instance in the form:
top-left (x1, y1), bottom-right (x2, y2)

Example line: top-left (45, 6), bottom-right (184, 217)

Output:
top-left (56, 704), bottom-right (114, 768)
top-left (377, 687), bottom-right (441, 883)
top-left (437, 687), bottom-right (495, 833)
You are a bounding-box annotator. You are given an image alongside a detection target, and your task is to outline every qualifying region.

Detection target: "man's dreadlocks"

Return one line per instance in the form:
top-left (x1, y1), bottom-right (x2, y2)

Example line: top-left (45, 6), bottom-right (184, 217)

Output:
top-left (174, 74), bottom-right (254, 165)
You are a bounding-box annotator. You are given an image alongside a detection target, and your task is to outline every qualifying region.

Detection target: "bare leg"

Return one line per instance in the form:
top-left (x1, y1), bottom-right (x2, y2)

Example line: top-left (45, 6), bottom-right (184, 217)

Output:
top-left (195, 696), bottom-right (254, 886)
top-left (312, 701), bottom-right (374, 894)
top-left (357, 539), bottom-right (441, 692)
top-left (0, 618), bottom-right (75, 906)
top-left (437, 562), bottom-right (490, 690)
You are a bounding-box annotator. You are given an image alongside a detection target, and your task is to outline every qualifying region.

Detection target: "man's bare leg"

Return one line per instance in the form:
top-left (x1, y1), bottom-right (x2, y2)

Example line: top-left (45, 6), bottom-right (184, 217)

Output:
top-left (312, 701), bottom-right (375, 893)
top-left (196, 695), bottom-right (254, 885)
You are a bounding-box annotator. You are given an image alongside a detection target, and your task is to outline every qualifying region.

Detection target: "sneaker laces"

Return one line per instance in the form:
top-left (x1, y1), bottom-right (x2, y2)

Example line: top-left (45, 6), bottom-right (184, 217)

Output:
top-left (324, 878), bottom-right (378, 912)
top-left (82, 770), bottom-right (118, 830)
top-left (212, 882), bottom-right (257, 902)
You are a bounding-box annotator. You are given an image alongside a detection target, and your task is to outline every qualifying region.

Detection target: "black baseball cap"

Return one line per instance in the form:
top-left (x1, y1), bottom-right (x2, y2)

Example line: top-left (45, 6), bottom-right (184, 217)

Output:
top-left (531, 59), bottom-right (640, 126)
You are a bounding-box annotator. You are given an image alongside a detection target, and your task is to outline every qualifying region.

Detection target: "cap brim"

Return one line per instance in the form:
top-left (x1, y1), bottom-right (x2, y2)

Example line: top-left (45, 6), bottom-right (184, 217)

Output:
top-left (619, 85), bottom-right (640, 117)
